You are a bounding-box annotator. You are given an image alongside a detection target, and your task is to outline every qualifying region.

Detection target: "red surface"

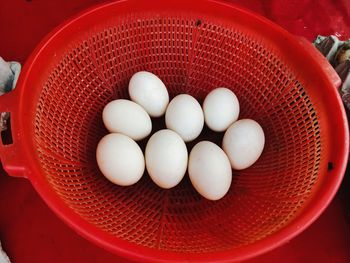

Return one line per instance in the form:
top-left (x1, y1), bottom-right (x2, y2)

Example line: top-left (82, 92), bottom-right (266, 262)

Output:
top-left (0, 0), bottom-right (350, 262)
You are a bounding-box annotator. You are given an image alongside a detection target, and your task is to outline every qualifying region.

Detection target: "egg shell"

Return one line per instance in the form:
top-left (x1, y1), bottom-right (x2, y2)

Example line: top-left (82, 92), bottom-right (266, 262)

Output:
top-left (165, 94), bottom-right (204, 142)
top-left (145, 129), bottom-right (188, 189)
top-left (96, 133), bottom-right (145, 186)
top-left (203, 87), bottom-right (240, 132)
top-left (129, 71), bottom-right (169, 117)
top-left (222, 119), bottom-right (265, 170)
top-left (102, 99), bottom-right (152, 141)
top-left (188, 141), bottom-right (232, 201)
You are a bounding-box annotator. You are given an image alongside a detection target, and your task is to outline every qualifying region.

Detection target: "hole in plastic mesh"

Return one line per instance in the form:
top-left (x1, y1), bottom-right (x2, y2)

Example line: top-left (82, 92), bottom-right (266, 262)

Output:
top-left (34, 16), bottom-right (321, 253)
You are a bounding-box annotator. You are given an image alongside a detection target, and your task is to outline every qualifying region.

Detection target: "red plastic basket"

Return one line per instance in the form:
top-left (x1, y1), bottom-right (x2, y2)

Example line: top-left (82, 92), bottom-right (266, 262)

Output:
top-left (0, 0), bottom-right (348, 262)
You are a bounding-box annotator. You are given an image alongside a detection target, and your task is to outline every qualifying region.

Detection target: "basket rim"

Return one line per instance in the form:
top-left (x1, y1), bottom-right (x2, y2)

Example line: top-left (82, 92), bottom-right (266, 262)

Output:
top-left (10, 0), bottom-right (349, 262)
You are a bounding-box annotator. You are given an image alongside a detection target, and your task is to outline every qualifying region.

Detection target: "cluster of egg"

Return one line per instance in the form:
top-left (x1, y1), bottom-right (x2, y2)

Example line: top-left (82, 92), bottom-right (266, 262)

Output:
top-left (96, 71), bottom-right (265, 200)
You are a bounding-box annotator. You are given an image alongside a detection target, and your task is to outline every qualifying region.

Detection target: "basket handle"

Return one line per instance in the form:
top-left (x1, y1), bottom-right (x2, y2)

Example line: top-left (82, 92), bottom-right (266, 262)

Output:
top-left (0, 88), bottom-right (27, 178)
top-left (297, 36), bottom-right (342, 89)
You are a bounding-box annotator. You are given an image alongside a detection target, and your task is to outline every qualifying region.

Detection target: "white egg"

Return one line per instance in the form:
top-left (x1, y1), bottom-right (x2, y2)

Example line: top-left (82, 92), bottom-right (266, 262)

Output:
top-left (145, 129), bottom-right (188, 189)
top-left (129, 71), bottom-right (169, 117)
top-left (102, 99), bottom-right (152, 141)
top-left (203, 87), bottom-right (240, 132)
top-left (165, 94), bottom-right (204, 142)
top-left (222, 119), bottom-right (265, 170)
top-left (96, 133), bottom-right (145, 186)
top-left (188, 141), bottom-right (232, 201)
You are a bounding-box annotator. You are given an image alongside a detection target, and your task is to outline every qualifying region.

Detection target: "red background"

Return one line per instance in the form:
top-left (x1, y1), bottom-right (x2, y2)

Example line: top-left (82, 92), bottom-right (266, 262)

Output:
top-left (0, 0), bottom-right (350, 262)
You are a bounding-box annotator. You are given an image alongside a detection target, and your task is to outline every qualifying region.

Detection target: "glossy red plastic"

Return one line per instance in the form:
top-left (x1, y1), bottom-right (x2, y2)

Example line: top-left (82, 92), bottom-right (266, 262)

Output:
top-left (0, 0), bottom-right (348, 262)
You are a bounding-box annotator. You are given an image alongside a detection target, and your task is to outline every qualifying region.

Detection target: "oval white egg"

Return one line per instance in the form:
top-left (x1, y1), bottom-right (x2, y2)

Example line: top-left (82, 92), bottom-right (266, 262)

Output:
top-left (102, 99), bottom-right (152, 141)
top-left (145, 129), bottom-right (188, 189)
top-left (165, 94), bottom-right (204, 142)
top-left (96, 133), bottom-right (145, 186)
top-left (188, 141), bottom-right (232, 201)
top-left (129, 71), bottom-right (169, 117)
top-left (203, 87), bottom-right (240, 132)
top-left (222, 119), bottom-right (265, 170)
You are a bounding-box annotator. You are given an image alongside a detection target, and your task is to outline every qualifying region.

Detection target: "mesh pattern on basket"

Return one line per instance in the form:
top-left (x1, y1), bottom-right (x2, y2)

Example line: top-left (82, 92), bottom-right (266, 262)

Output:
top-left (34, 16), bottom-right (321, 252)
